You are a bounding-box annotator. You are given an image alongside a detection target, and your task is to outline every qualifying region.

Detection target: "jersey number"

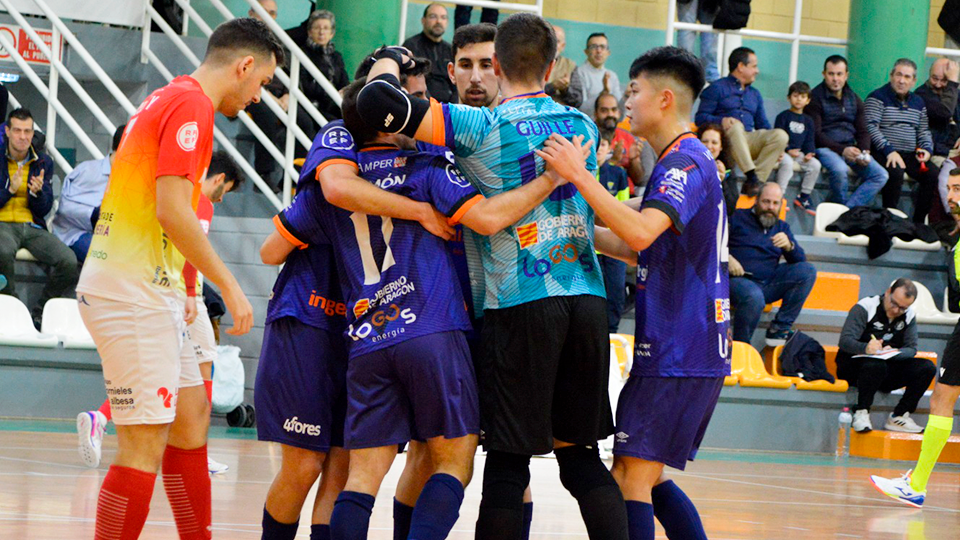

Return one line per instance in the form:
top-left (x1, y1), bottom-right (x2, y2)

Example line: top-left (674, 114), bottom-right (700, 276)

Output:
top-left (715, 201), bottom-right (729, 284)
top-left (350, 212), bottom-right (396, 285)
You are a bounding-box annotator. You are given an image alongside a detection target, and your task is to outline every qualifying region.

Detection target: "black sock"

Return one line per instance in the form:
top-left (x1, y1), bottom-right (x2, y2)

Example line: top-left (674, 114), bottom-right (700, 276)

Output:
top-left (393, 497), bottom-right (414, 540)
top-left (475, 451), bottom-right (531, 540)
top-left (522, 502), bottom-right (534, 540)
top-left (651, 480), bottom-right (707, 540)
top-left (555, 445), bottom-right (629, 540)
top-left (261, 507), bottom-right (298, 540)
top-left (309, 523), bottom-right (331, 540)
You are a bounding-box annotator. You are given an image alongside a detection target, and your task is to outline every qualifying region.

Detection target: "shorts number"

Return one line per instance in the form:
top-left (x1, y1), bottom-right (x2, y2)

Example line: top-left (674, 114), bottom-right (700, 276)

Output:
top-left (350, 212), bottom-right (396, 285)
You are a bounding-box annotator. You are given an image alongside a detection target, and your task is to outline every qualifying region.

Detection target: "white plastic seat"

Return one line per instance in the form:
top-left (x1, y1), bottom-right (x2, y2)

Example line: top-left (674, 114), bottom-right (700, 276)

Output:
top-left (15, 248), bottom-right (36, 261)
top-left (814, 203), bottom-right (868, 244)
top-left (886, 209), bottom-right (941, 251)
top-left (0, 296), bottom-right (58, 347)
top-left (893, 280), bottom-right (960, 325)
top-left (41, 298), bottom-right (96, 349)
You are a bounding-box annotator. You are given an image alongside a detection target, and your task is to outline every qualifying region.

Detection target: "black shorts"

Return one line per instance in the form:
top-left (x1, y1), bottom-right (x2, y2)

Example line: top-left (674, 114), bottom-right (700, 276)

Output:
top-left (478, 294), bottom-right (614, 455)
top-left (939, 320), bottom-right (960, 386)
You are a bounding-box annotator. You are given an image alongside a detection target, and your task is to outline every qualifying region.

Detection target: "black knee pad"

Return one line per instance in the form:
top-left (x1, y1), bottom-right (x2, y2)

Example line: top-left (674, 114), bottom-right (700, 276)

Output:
top-left (479, 451), bottom-right (531, 510)
top-left (555, 445), bottom-right (618, 500)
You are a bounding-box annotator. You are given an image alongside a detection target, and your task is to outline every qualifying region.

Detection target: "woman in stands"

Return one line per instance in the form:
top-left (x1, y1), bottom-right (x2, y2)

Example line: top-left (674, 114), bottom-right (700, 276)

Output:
top-left (700, 123), bottom-right (739, 217)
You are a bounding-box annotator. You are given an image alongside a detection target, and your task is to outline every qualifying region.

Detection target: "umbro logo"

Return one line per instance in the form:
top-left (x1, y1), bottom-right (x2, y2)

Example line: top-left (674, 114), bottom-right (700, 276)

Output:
top-left (942, 367), bottom-right (947, 377)
top-left (615, 431), bottom-right (629, 443)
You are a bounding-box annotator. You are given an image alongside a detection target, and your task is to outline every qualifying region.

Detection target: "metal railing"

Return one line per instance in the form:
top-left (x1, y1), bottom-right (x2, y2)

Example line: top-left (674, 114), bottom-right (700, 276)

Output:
top-left (398, 0), bottom-right (543, 44)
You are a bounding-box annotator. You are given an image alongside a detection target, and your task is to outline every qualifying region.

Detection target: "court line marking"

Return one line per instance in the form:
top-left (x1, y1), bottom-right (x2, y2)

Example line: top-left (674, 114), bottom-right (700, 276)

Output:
top-left (679, 472), bottom-right (960, 513)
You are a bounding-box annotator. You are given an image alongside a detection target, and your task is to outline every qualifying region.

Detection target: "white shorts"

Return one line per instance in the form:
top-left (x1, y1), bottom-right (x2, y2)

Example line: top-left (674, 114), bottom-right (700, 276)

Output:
top-left (79, 293), bottom-right (203, 425)
top-left (188, 299), bottom-right (217, 365)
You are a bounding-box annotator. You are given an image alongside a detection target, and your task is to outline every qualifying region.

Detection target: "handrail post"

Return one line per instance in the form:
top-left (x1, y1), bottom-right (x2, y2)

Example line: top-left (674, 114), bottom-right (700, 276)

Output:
top-left (789, 0), bottom-right (803, 83)
top-left (46, 25), bottom-right (59, 154)
top-left (399, 0), bottom-right (409, 45)
top-left (666, 0), bottom-right (677, 46)
top-left (283, 55), bottom-right (301, 207)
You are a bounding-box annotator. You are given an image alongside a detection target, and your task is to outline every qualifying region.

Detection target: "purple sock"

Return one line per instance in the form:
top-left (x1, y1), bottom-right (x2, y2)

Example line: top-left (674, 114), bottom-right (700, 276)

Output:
top-left (651, 480), bottom-right (707, 540)
top-left (262, 507), bottom-right (298, 540)
top-left (625, 500), bottom-right (655, 540)
top-left (330, 491), bottom-right (375, 540)
top-left (522, 502), bottom-right (533, 540)
top-left (409, 473), bottom-right (465, 540)
top-left (393, 498), bottom-right (414, 540)
top-left (310, 523), bottom-right (331, 540)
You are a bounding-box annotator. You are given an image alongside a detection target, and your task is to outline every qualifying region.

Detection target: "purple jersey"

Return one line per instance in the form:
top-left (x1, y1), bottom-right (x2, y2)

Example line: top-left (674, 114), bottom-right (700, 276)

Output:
top-left (633, 133), bottom-right (731, 377)
top-left (283, 141), bottom-right (480, 357)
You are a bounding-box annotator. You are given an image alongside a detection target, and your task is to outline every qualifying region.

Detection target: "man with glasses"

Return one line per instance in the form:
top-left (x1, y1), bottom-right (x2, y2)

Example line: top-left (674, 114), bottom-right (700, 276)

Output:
top-left (572, 33), bottom-right (621, 117)
top-left (836, 278), bottom-right (936, 434)
top-left (403, 2), bottom-right (457, 103)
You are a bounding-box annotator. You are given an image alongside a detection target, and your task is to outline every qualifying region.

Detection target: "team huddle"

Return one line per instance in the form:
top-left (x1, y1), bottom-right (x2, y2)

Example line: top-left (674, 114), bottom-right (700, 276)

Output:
top-left (78, 13), bottom-right (734, 540)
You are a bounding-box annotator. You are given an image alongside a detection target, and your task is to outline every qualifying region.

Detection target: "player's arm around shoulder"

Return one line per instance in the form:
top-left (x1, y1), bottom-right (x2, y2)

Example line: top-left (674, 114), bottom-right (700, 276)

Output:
top-left (537, 133), bottom-right (671, 252)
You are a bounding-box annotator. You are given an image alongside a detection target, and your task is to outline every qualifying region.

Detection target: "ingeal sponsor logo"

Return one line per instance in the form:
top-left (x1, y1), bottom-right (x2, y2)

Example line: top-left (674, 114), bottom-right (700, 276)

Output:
top-left (308, 290), bottom-right (346, 317)
top-left (348, 304), bottom-right (417, 342)
top-left (522, 243), bottom-right (595, 277)
top-left (637, 266), bottom-right (648, 282)
top-left (283, 416), bottom-right (321, 436)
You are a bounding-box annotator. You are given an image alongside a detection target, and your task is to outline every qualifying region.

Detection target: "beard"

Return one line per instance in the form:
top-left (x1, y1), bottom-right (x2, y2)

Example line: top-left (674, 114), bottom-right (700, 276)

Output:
top-left (951, 202), bottom-right (960, 216)
top-left (461, 85), bottom-right (492, 107)
top-left (757, 210), bottom-right (778, 229)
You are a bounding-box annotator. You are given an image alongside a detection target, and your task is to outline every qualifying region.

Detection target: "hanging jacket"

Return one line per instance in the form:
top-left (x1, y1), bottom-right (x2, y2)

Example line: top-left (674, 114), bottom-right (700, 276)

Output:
top-left (939, 0), bottom-right (960, 44)
top-left (780, 331), bottom-right (835, 383)
top-left (713, 0), bottom-right (751, 30)
top-left (825, 207), bottom-right (940, 259)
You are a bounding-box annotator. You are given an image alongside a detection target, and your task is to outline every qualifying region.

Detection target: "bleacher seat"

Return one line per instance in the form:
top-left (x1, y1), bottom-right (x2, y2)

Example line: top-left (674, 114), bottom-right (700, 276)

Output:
top-left (821, 345), bottom-right (939, 391)
top-left (0, 296), bottom-right (58, 348)
top-left (907, 281), bottom-right (960, 325)
top-left (886, 209), bottom-right (941, 251)
top-left (766, 271), bottom-right (860, 313)
top-left (732, 341), bottom-right (792, 388)
top-left (15, 248), bottom-right (36, 262)
top-left (814, 203), bottom-right (867, 245)
top-left (767, 345), bottom-right (849, 392)
top-left (41, 298), bottom-right (96, 349)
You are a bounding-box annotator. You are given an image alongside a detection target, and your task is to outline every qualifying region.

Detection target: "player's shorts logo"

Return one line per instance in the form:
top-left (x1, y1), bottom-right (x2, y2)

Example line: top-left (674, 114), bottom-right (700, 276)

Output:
top-left (283, 416), bottom-right (321, 436)
top-left (176, 121), bottom-right (200, 152)
top-left (322, 126), bottom-right (354, 150)
top-left (157, 387), bottom-right (175, 409)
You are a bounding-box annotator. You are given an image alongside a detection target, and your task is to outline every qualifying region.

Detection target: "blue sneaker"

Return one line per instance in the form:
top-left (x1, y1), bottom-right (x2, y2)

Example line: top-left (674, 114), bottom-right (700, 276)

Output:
top-left (869, 471), bottom-right (925, 508)
top-left (793, 193), bottom-right (816, 216)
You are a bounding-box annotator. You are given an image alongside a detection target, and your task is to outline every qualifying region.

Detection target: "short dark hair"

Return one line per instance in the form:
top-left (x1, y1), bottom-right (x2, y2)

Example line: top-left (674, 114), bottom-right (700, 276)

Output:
top-left (823, 54), bottom-right (848, 71)
top-left (586, 32), bottom-right (607, 47)
top-left (207, 150), bottom-right (244, 192)
top-left (341, 78), bottom-right (378, 145)
top-left (890, 278), bottom-right (917, 299)
top-left (111, 124), bottom-right (126, 152)
top-left (452, 23), bottom-right (496, 58)
top-left (892, 57), bottom-right (918, 74)
top-left (354, 52), bottom-right (431, 85)
top-left (7, 108), bottom-right (32, 123)
top-left (422, 2), bottom-right (444, 17)
top-left (950, 167), bottom-right (960, 177)
top-left (629, 46), bottom-right (706, 102)
top-left (204, 18), bottom-right (285, 68)
top-left (728, 47), bottom-right (755, 74)
top-left (788, 81), bottom-right (811, 97)
top-left (594, 91), bottom-right (618, 112)
top-left (494, 13), bottom-right (556, 85)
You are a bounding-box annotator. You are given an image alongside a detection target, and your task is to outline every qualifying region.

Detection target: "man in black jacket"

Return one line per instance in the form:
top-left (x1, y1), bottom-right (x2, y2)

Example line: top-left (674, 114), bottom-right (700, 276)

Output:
top-left (836, 279), bottom-right (936, 434)
top-left (916, 58), bottom-right (960, 168)
top-left (403, 3), bottom-right (457, 103)
top-left (0, 108), bottom-right (78, 325)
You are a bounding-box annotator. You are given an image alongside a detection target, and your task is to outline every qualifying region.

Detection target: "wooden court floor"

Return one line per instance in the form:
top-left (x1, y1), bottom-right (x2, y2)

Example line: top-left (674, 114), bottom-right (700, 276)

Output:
top-left (1, 422), bottom-right (958, 539)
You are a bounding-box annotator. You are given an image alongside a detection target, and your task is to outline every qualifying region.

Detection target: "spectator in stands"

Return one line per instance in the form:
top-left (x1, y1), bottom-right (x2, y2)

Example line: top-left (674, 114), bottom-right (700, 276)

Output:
top-left (728, 182), bottom-right (816, 346)
top-left (836, 278), bottom-right (936, 434)
top-left (403, 3), bottom-right (457, 103)
top-left (700, 123), bottom-right (740, 217)
top-left (299, 10), bottom-right (349, 121)
top-left (572, 32), bottom-right (621, 117)
top-left (916, 58), bottom-right (960, 168)
top-left (595, 135), bottom-right (630, 333)
top-left (454, 0), bottom-right (498, 28)
top-left (695, 47), bottom-right (788, 196)
top-left (676, 0), bottom-right (720, 82)
top-left (247, 0), bottom-right (277, 20)
top-left (545, 25), bottom-right (582, 108)
top-left (50, 124), bottom-right (124, 265)
top-left (0, 84), bottom-right (7, 122)
top-left (806, 55), bottom-right (888, 209)
top-left (595, 92), bottom-right (643, 187)
top-left (774, 81), bottom-right (821, 214)
top-left (0, 108), bottom-right (78, 326)
top-left (866, 58), bottom-right (941, 223)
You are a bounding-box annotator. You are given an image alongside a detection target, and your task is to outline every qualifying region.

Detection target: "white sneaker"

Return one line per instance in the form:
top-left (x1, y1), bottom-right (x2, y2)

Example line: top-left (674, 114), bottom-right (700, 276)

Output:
top-left (885, 412), bottom-right (924, 433)
top-left (853, 409), bottom-right (873, 433)
top-left (207, 456), bottom-right (229, 475)
top-left (77, 410), bottom-right (106, 468)
top-left (869, 470), bottom-right (925, 508)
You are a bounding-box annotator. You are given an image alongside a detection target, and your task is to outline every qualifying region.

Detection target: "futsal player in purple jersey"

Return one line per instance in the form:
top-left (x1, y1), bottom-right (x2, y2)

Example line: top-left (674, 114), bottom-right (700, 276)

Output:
top-left (539, 46), bottom-right (730, 540)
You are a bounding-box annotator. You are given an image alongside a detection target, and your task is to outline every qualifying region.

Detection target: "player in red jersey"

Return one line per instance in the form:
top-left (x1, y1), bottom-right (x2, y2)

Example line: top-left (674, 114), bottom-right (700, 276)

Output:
top-left (76, 19), bottom-right (280, 540)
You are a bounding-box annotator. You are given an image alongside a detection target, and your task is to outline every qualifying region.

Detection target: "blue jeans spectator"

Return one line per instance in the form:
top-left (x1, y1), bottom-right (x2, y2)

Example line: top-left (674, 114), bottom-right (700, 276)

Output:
top-left (815, 147), bottom-right (889, 208)
top-left (599, 254), bottom-right (626, 333)
top-left (69, 232), bottom-right (92, 265)
top-left (730, 261), bottom-right (817, 342)
top-left (677, 0), bottom-right (720, 82)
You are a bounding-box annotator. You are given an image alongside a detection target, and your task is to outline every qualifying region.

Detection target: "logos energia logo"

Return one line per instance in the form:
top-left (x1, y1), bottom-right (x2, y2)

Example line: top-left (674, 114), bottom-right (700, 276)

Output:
top-left (283, 416), bottom-right (321, 436)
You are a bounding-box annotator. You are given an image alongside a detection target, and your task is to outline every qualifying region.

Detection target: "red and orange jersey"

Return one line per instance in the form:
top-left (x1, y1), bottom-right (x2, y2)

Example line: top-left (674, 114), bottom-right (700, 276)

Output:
top-left (78, 76), bottom-right (214, 310)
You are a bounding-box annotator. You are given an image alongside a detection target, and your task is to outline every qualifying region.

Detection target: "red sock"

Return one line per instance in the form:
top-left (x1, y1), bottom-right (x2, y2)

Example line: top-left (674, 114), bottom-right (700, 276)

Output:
top-left (161, 445), bottom-right (211, 539)
top-left (98, 398), bottom-right (112, 422)
top-left (203, 380), bottom-right (213, 405)
top-left (95, 465), bottom-right (156, 540)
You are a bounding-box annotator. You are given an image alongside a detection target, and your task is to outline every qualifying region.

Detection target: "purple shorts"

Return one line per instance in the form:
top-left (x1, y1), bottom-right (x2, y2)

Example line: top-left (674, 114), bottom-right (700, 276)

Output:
top-left (344, 331), bottom-right (480, 449)
top-left (613, 376), bottom-right (724, 470)
top-left (255, 317), bottom-right (347, 452)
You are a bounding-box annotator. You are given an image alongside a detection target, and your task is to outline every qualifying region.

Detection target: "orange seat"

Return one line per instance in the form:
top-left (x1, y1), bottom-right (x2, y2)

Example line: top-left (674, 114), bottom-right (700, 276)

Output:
top-left (768, 345), bottom-right (849, 392)
top-left (765, 272), bottom-right (860, 313)
top-left (736, 194), bottom-right (787, 220)
top-left (732, 341), bottom-right (793, 388)
top-left (609, 334), bottom-right (634, 379)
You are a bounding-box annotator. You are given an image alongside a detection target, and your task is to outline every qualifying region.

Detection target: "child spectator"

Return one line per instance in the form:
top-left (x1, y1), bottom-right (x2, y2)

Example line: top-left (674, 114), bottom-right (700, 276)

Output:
top-left (774, 81), bottom-right (822, 215)
top-left (700, 123), bottom-right (740, 217)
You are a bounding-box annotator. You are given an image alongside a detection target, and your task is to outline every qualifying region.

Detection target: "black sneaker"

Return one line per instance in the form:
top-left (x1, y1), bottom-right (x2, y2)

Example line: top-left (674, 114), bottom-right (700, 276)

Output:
top-left (741, 179), bottom-right (761, 197)
top-left (765, 327), bottom-right (795, 347)
top-left (794, 193), bottom-right (816, 216)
